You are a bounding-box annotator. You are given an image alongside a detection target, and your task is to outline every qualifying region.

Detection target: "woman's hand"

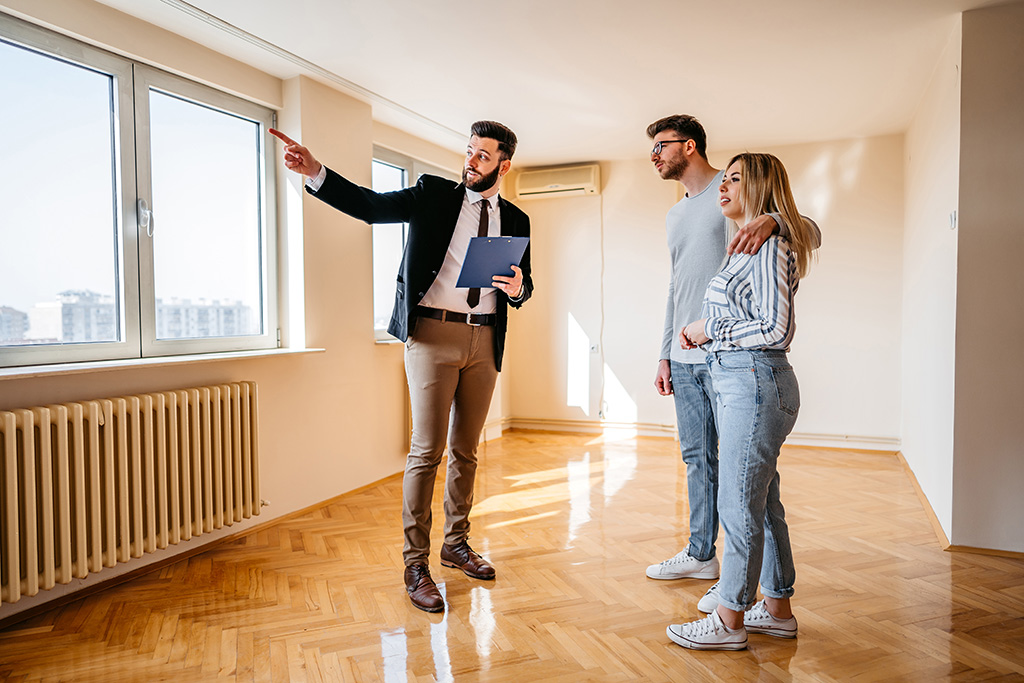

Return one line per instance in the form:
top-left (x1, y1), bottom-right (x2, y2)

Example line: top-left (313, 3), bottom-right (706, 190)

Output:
top-left (680, 319), bottom-right (710, 349)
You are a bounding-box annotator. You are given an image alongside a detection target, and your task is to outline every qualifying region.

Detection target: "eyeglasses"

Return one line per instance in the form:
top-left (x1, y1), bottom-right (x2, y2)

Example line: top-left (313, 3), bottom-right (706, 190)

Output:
top-left (651, 139), bottom-right (690, 156)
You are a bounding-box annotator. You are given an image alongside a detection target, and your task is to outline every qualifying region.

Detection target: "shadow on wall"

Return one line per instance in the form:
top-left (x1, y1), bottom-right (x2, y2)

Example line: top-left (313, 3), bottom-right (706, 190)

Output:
top-left (789, 137), bottom-right (867, 229)
top-left (567, 311), bottom-right (638, 436)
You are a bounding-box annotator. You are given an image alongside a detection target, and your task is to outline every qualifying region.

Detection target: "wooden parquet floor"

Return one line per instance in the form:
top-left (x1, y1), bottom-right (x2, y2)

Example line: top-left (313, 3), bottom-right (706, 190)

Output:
top-left (1, 431), bottom-right (1023, 682)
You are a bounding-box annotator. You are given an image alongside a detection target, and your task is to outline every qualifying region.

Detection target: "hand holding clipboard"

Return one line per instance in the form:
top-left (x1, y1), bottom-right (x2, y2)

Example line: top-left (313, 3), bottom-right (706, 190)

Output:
top-left (456, 236), bottom-right (530, 296)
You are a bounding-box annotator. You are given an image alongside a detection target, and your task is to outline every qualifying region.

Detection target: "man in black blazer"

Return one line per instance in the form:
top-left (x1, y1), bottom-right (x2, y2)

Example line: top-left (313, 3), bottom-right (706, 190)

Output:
top-left (271, 122), bottom-right (532, 613)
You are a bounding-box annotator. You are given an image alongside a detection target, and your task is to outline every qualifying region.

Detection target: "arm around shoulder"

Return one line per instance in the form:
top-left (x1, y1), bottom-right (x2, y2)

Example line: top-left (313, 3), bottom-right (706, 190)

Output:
top-left (771, 213), bottom-right (822, 249)
top-left (804, 216), bottom-right (822, 249)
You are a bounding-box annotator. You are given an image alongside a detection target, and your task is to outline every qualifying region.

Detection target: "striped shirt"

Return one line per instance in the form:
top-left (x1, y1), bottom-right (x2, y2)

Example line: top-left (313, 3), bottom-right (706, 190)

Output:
top-left (700, 235), bottom-right (799, 352)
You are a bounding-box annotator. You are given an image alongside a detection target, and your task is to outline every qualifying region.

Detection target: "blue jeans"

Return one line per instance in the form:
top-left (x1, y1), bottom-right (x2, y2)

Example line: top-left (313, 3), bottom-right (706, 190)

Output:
top-left (670, 360), bottom-right (719, 562)
top-left (709, 349), bottom-right (798, 612)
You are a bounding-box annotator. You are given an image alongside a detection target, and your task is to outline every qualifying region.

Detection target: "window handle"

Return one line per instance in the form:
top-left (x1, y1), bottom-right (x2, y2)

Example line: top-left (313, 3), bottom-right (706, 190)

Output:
top-left (138, 198), bottom-right (154, 237)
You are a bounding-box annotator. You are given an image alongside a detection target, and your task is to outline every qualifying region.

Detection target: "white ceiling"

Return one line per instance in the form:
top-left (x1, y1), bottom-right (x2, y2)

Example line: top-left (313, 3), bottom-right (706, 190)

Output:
top-left (93, 0), bottom-right (1002, 166)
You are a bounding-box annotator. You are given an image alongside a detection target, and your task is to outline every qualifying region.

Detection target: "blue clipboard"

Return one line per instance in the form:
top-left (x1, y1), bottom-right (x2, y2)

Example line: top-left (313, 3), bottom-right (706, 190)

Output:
top-left (456, 236), bottom-right (529, 288)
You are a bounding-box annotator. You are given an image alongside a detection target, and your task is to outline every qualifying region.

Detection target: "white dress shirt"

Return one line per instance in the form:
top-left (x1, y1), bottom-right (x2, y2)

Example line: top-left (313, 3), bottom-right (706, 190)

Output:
top-left (419, 189), bottom-right (500, 313)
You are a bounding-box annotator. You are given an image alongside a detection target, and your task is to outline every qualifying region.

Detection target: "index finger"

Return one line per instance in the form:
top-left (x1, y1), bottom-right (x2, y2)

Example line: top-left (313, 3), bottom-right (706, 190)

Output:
top-left (269, 128), bottom-right (298, 146)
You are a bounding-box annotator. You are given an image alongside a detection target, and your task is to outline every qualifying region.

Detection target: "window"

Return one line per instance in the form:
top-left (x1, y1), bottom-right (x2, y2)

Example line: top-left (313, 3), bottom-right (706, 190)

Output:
top-left (0, 15), bottom-right (277, 368)
top-left (371, 147), bottom-right (457, 340)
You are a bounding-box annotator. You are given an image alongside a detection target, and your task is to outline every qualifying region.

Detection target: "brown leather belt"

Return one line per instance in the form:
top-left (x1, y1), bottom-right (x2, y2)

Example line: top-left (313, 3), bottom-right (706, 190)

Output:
top-left (415, 306), bottom-right (496, 326)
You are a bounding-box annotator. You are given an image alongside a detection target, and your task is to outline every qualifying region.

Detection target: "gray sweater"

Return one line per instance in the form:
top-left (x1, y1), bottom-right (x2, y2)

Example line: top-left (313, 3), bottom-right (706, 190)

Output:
top-left (661, 170), bottom-right (730, 364)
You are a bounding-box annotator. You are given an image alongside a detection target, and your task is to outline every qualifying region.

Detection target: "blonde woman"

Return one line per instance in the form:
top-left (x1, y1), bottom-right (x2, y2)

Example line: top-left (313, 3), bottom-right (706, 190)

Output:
top-left (667, 153), bottom-right (816, 650)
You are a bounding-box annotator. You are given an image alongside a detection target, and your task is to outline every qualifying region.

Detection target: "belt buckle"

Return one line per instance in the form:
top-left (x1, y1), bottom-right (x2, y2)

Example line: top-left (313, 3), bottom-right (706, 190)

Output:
top-left (466, 314), bottom-right (483, 327)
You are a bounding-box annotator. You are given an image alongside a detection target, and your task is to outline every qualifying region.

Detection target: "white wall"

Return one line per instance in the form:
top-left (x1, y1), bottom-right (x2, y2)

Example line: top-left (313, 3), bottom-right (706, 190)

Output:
top-left (507, 137), bottom-right (906, 449)
top-left (716, 138), bottom-right (905, 448)
top-left (902, 20), bottom-right (961, 538)
top-left (506, 160), bottom-right (675, 434)
top-left (953, 2), bottom-right (1024, 551)
top-left (899, 2), bottom-right (1024, 553)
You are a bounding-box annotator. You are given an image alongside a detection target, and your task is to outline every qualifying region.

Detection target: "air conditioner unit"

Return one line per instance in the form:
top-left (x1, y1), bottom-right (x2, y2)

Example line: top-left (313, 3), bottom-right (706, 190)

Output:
top-left (514, 163), bottom-right (601, 199)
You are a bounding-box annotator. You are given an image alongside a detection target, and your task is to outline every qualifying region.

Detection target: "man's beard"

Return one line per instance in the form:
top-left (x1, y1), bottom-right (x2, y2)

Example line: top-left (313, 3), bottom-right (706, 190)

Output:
top-left (659, 155), bottom-right (689, 181)
top-left (463, 164), bottom-right (502, 192)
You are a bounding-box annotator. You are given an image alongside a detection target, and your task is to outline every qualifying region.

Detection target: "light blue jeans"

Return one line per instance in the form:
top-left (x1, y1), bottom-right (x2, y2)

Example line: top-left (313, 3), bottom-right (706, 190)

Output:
top-left (708, 349), bottom-right (798, 612)
top-left (670, 360), bottom-right (719, 562)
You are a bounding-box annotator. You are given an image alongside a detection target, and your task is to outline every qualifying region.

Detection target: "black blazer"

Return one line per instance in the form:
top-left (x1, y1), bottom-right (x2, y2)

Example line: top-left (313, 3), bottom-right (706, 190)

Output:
top-left (307, 168), bottom-right (533, 371)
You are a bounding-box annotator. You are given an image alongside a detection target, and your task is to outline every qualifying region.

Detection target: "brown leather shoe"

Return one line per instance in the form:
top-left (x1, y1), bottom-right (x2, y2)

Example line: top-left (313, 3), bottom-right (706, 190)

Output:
top-left (440, 541), bottom-right (495, 580)
top-left (404, 563), bottom-right (444, 612)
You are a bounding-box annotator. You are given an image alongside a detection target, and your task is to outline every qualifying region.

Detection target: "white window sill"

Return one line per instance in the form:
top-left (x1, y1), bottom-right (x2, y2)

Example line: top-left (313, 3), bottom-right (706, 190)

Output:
top-left (0, 347), bottom-right (325, 381)
top-left (373, 329), bottom-right (403, 344)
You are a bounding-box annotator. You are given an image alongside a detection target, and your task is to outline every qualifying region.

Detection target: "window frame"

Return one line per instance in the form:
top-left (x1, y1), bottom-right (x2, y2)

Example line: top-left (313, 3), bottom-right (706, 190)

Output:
top-left (133, 65), bottom-right (278, 357)
top-left (0, 15), bottom-right (141, 367)
top-left (0, 13), bottom-right (278, 368)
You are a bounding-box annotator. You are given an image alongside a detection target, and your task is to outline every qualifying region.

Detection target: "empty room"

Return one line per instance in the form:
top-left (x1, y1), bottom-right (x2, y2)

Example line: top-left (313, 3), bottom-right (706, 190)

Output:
top-left (1, 0), bottom-right (1023, 680)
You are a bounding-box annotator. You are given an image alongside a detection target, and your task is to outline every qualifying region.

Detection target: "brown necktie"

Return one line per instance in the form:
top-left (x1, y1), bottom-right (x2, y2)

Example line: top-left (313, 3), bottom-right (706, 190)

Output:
top-left (467, 199), bottom-right (489, 308)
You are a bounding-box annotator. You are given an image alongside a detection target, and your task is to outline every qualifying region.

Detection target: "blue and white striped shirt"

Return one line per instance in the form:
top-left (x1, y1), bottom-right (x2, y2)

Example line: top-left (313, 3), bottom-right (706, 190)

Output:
top-left (700, 236), bottom-right (799, 352)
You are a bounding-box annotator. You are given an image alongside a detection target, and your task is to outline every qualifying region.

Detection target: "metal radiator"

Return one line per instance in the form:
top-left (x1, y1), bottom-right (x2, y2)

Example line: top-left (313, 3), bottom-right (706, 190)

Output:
top-left (0, 381), bottom-right (260, 605)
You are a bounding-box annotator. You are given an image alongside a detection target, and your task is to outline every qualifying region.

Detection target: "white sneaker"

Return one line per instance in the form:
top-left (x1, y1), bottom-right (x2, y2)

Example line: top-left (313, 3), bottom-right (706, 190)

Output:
top-left (646, 550), bottom-right (720, 580)
top-left (666, 610), bottom-right (747, 651)
top-left (697, 581), bottom-right (720, 613)
top-left (744, 600), bottom-right (798, 638)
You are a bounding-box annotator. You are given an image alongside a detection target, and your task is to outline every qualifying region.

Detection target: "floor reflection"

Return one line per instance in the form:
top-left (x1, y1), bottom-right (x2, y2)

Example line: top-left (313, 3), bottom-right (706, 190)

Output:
top-left (383, 582), bottom-right (454, 683)
top-left (602, 445), bottom-right (637, 501)
top-left (470, 585), bottom-right (496, 661)
top-left (566, 452), bottom-right (592, 546)
top-left (380, 628), bottom-right (407, 683)
top-left (430, 583), bottom-right (453, 682)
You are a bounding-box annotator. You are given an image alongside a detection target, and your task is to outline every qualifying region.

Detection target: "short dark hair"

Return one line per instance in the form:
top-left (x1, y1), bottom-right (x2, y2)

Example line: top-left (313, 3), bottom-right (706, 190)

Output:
top-left (646, 114), bottom-right (708, 160)
top-left (471, 120), bottom-right (518, 160)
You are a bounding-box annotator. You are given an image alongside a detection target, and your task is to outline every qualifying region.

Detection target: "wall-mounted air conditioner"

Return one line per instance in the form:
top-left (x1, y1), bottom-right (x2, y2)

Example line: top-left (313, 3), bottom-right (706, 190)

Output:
top-left (514, 163), bottom-right (601, 199)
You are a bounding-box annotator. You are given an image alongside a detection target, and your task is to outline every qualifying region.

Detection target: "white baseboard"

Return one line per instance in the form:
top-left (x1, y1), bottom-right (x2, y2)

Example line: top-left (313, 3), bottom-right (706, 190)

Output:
top-left (498, 418), bottom-right (900, 452)
top-left (481, 420), bottom-right (506, 443)
top-left (505, 418), bottom-right (676, 439)
top-left (785, 432), bottom-right (900, 452)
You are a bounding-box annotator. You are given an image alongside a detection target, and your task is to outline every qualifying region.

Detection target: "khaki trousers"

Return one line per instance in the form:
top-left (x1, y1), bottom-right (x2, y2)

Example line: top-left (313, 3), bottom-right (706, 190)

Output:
top-left (402, 316), bottom-right (499, 566)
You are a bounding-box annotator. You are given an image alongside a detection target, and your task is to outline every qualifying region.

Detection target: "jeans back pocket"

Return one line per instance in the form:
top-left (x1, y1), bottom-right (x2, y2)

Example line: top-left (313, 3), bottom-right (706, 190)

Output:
top-left (769, 366), bottom-right (800, 416)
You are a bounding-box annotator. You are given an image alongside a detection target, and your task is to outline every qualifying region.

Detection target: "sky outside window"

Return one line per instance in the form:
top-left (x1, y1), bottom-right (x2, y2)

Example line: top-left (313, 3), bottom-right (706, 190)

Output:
top-left (0, 39), bottom-right (120, 343)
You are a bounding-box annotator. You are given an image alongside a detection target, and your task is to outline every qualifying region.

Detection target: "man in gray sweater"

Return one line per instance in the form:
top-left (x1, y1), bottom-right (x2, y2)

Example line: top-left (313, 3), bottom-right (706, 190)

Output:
top-left (645, 115), bottom-right (819, 612)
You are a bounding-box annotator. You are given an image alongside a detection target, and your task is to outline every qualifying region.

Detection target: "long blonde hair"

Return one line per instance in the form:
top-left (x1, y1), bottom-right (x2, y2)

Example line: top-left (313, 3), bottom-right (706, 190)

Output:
top-left (727, 152), bottom-right (815, 278)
